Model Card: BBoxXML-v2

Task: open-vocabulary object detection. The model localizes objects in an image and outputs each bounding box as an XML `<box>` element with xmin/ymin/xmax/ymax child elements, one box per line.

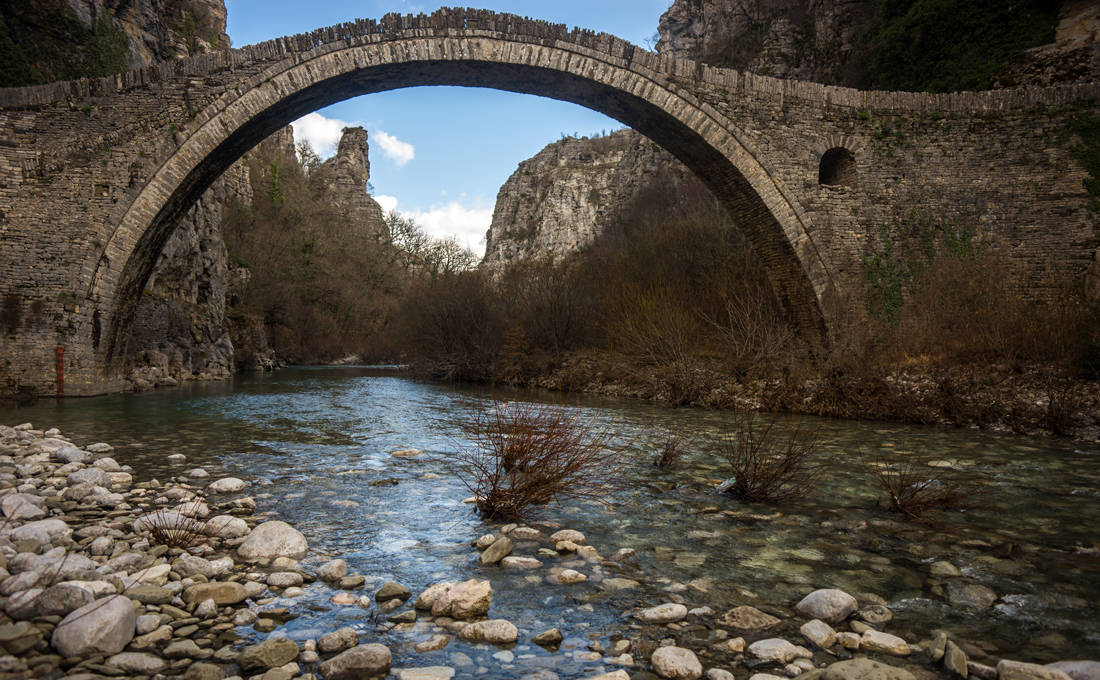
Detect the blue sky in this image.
<box><xmin>224</xmin><ymin>0</ymin><xmax>673</xmax><ymax>253</ymax></box>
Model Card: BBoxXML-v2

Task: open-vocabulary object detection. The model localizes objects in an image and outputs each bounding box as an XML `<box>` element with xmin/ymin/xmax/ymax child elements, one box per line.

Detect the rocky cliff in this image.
<box><xmin>127</xmin><ymin>164</ymin><xmax>249</xmax><ymax>389</ymax></box>
<box><xmin>483</xmin><ymin>0</ymin><xmax>1098</xmax><ymax>272</ymax></box>
<box><xmin>316</xmin><ymin>127</ymin><xmax>389</xmax><ymax>243</ymax></box>
<box><xmin>1</xmin><ymin>0</ymin><xmax>230</xmax><ymax>87</ymax></box>
<box><xmin>656</xmin><ymin>0</ymin><xmax>1097</xmax><ymax>89</ymax></box>
<box><xmin>482</xmin><ymin>131</ymin><xmax>696</xmax><ymax>269</ymax></box>
<box><xmin>127</xmin><ymin>124</ymin><xmax>390</xmax><ymax>387</ymax></box>
<box><xmin>656</xmin><ymin>0</ymin><xmax>870</xmax><ymax>84</ymax></box>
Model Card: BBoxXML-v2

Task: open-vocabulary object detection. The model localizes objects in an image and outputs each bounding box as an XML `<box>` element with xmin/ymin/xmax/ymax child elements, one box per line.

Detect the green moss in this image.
<box><xmin>856</xmin><ymin>0</ymin><xmax>1059</xmax><ymax>93</ymax></box>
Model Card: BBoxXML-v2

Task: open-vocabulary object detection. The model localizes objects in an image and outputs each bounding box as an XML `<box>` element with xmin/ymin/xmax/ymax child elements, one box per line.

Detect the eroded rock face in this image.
<box><xmin>64</xmin><ymin>0</ymin><xmax>230</xmax><ymax>69</ymax></box>
<box><xmin>656</xmin><ymin>0</ymin><xmax>871</xmax><ymax>83</ymax></box>
<box><xmin>317</xmin><ymin>127</ymin><xmax>389</xmax><ymax>242</ymax></box>
<box><xmin>127</xmin><ymin>161</ymin><xmax>250</xmax><ymax>389</ymax></box>
<box><xmin>480</xmin><ymin>130</ymin><xmax>695</xmax><ymax>270</ymax></box>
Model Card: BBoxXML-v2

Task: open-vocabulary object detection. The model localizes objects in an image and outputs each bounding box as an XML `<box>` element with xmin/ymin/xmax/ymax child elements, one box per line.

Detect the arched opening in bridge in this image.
<box><xmin>818</xmin><ymin>147</ymin><xmax>857</xmax><ymax>187</ymax></box>
<box><xmin>96</xmin><ymin>31</ymin><xmax>836</xmax><ymax>387</ymax></box>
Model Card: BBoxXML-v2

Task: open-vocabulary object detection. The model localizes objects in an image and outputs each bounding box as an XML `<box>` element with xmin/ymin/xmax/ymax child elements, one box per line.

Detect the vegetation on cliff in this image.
<box><xmin>856</xmin><ymin>0</ymin><xmax>1060</xmax><ymax>92</ymax></box>
<box><xmin>223</xmin><ymin>143</ymin><xmax>476</xmax><ymax>365</ymax></box>
<box><xmin>380</xmin><ymin>170</ymin><xmax>1099</xmax><ymax>436</ymax></box>
<box><xmin>0</xmin><ymin>0</ymin><xmax>129</xmax><ymax>87</ymax></box>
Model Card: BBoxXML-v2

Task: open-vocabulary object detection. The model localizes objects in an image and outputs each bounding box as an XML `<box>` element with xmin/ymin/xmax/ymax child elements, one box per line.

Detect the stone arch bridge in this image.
<box><xmin>0</xmin><ymin>8</ymin><xmax>1097</xmax><ymax>396</ymax></box>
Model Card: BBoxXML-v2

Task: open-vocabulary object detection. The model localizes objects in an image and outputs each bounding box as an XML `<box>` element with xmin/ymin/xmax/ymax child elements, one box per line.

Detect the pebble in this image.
<box><xmin>651</xmin><ymin>646</ymin><xmax>703</xmax><ymax>680</ymax></box>
<box><xmin>636</xmin><ymin>603</ymin><xmax>688</xmax><ymax>624</ymax></box>
<box><xmin>794</xmin><ymin>589</ymin><xmax>858</xmax><ymax>623</ymax></box>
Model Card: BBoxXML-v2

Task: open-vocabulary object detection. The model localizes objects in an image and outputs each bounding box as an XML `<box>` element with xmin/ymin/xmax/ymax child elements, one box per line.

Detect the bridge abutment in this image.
<box><xmin>1</xmin><ymin>9</ymin><xmax>1097</xmax><ymax>397</ymax></box>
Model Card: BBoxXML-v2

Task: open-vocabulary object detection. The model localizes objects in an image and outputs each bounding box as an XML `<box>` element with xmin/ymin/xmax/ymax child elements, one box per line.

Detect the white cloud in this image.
<box><xmin>374</xmin><ymin>130</ymin><xmax>416</xmax><ymax>166</ymax></box>
<box><xmin>375</xmin><ymin>195</ymin><xmax>399</xmax><ymax>213</ymax></box>
<box><xmin>291</xmin><ymin>112</ymin><xmax>352</xmax><ymax>159</ymax></box>
<box><xmin>400</xmin><ymin>201</ymin><xmax>492</xmax><ymax>255</ymax></box>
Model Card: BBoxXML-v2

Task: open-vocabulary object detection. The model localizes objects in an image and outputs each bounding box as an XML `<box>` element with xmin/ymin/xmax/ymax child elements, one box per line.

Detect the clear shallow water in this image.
<box><xmin>2</xmin><ymin>366</ymin><xmax>1098</xmax><ymax>673</ymax></box>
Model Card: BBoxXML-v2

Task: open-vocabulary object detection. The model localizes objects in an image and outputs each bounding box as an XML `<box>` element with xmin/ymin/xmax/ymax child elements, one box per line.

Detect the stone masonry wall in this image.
<box><xmin>0</xmin><ymin>9</ymin><xmax>1096</xmax><ymax>396</ymax></box>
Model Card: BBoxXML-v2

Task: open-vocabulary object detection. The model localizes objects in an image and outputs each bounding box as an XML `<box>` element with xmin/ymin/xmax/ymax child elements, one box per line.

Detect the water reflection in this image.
<box><xmin>2</xmin><ymin>366</ymin><xmax>1098</xmax><ymax>664</ymax></box>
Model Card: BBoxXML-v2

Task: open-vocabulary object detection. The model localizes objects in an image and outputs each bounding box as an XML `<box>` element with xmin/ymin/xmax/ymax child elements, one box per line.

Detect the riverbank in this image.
<box><xmin>479</xmin><ymin>351</ymin><xmax>1100</xmax><ymax>441</ymax></box>
<box><xmin>0</xmin><ymin>419</ymin><xmax>1096</xmax><ymax>680</ymax></box>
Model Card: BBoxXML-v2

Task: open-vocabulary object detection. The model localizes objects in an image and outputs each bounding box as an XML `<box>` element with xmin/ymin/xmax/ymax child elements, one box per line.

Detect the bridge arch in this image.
<box><xmin>94</xmin><ymin>25</ymin><xmax>838</xmax><ymax>377</ymax></box>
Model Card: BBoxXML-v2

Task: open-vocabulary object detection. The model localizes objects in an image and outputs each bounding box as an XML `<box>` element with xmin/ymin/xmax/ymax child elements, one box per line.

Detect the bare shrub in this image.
<box><xmin>653</xmin><ymin>433</ymin><xmax>688</xmax><ymax>469</ymax></box>
<box><xmin>141</xmin><ymin>506</ymin><xmax>211</xmax><ymax>550</ymax></box>
<box><xmin>608</xmin><ymin>284</ymin><xmax>701</xmax><ymax>366</ymax></box>
<box><xmin>871</xmin><ymin>457</ymin><xmax>983</xmax><ymax>519</ymax></box>
<box><xmin>458</xmin><ymin>399</ymin><xmax>623</xmax><ymax>521</ymax></box>
<box><xmin>718</xmin><ymin>414</ymin><xmax>828</xmax><ymax>502</ymax></box>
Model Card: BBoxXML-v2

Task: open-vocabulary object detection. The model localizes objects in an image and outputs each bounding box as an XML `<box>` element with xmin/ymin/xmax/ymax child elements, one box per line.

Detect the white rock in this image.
<box><xmin>415</xmin><ymin>582</ymin><xmax>455</xmax><ymax>610</ymax></box>
<box><xmin>11</xmin><ymin>519</ymin><xmax>71</xmax><ymax>544</ymax></box>
<box><xmin>549</xmin><ymin>529</ymin><xmax>585</xmax><ymax>544</ymax></box>
<box><xmin>635</xmin><ymin>603</ymin><xmax>688</xmax><ymax>623</ymax></box>
<box><xmin>860</xmin><ymin>629</ymin><xmax>910</xmax><ymax>656</ymax></box>
<box><xmin>1</xmin><ymin>493</ymin><xmax>46</xmax><ymax>520</ymax></box>
<box><xmin>237</xmin><ymin>521</ymin><xmax>308</xmax><ymax>560</ymax></box>
<box><xmin>748</xmin><ymin>639</ymin><xmax>801</xmax><ymax>664</ymax></box>
<box><xmin>318</xmin><ymin>559</ymin><xmax>348</xmax><ymax>581</ymax></box>
<box><xmin>106</xmin><ymin>652</ymin><xmax>168</xmax><ymax>674</ymax></box>
<box><xmin>430</xmin><ymin>580</ymin><xmax>492</xmax><ymax>619</ymax></box>
<box><xmin>501</xmin><ymin>556</ymin><xmax>542</xmax><ymax>569</ymax></box>
<box><xmin>396</xmin><ymin>667</ymin><xmax>456</xmax><ymax>680</ymax></box>
<box><xmin>186</xmin><ymin>468</ymin><xmax>209</xmax><ymax>478</ymax></box>
<box><xmin>651</xmin><ymin>646</ymin><xmax>703</xmax><ymax>679</ymax></box>
<box><xmin>997</xmin><ymin>660</ymin><xmax>1073</xmax><ymax>680</ymax></box>
<box><xmin>67</xmin><ymin>467</ymin><xmax>112</xmax><ymax>488</ymax></box>
<box><xmin>458</xmin><ymin>619</ymin><xmax>518</xmax><ymax>644</ymax></box>
<box><xmin>800</xmin><ymin>619</ymin><xmax>837</xmax><ymax>649</ymax></box>
<box><xmin>205</xmin><ymin>515</ymin><xmax>249</xmax><ymax>538</ymax></box>
<box><xmin>207</xmin><ymin>477</ymin><xmax>247</xmax><ymax>494</ymax></box>
<box><xmin>794</xmin><ymin>589</ymin><xmax>858</xmax><ymax>623</ymax></box>
<box><xmin>52</xmin><ymin>447</ymin><xmax>88</xmax><ymax>464</ymax></box>
<box><xmin>51</xmin><ymin>595</ymin><xmax>135</xmax><ymax>657</ymax></box>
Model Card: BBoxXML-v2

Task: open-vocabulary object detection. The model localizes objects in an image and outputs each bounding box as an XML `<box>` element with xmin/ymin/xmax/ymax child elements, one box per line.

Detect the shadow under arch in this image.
<box><xmin>98</xmin><ymin>33</ymin><xmax>837</xmax><ymax>375</ymax></box>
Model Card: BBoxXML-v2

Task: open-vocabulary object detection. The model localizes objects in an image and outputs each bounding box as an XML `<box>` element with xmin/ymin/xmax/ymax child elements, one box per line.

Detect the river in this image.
<box><xmin>2</xmin><ymin>366</ymin><xmax>1097</xmax><ymax>674</ymax></box>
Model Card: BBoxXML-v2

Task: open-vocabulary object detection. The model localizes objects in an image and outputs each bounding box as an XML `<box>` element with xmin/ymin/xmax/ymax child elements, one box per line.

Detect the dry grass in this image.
<box><xmin>718</xmin><ymin>413</ymin><xmax>829</xmax><ymax>502</ymax></box>
<box><xmin>458</xmin><ymin>399</ymin><xmax>624</xmax><ymax>521</ymax></box>
<box><xmin>653</xmin><ymin>432</ymin><xmax>687</xmax><ymax>469</ymax></box>
<box><xmin>871</xmin><ymin>456</ymin><xmax>984</xmax><ymax>519</ymax></box>
<box><xmin>142</xmin><ymin>505</ymin><xmax>212</xmax><ymax>550</ymax></box>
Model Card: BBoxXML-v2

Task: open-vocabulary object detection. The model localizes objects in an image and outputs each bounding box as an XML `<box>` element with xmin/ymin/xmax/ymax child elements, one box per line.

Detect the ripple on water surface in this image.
<box><xmin>3</xmin><ymin>365</ymin><xmax>1098</xmax><ymax>668</ymax></box>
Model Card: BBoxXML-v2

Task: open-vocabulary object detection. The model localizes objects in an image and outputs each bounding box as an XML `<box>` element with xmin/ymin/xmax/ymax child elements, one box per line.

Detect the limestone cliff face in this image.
<box><xmin>127</xmin><ymin>124</ymin><xmax>389</xmax><ymax>387</ymax></box>
<box><xmin>126</xmin><ymin>127</ymin><xmax>282</xmax><ymax>388</ymax></box>
<box><xmin>317</xmin><ymin>127</ymin><xmax>388</xmax><ymax>242</ymax></box>
<box><xmin>997</xmin><ymin>0</ymin><xmax>1100</xmax><ymax>87</ymax></box>
<box><xmin>656</xmin><ymin>0</ymin><xmax>869</xmax><ymax>84</ymax></box>
<box><xmin>66</xmin><ymin>0</ymin><xmax>230</xmax><ymax>69</ymax></box>
<box><xmin>482</xmin><ymin>131</ymin><xmax>695</xmax><ymax>269</ymax></box>
<box><xmin>0</xmin><ymin>0</ymin><xmax>230</xmax><ymax>87</ymax></box>
<box><xmin>656</xmin><ymin>0</ymin><xmax>1099</xmax><ymax>87</ymax></box>
<box><xmin>127</xmin><ymin>164</ymin><xmax>250</xmax><ymax>389</ymax></box>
